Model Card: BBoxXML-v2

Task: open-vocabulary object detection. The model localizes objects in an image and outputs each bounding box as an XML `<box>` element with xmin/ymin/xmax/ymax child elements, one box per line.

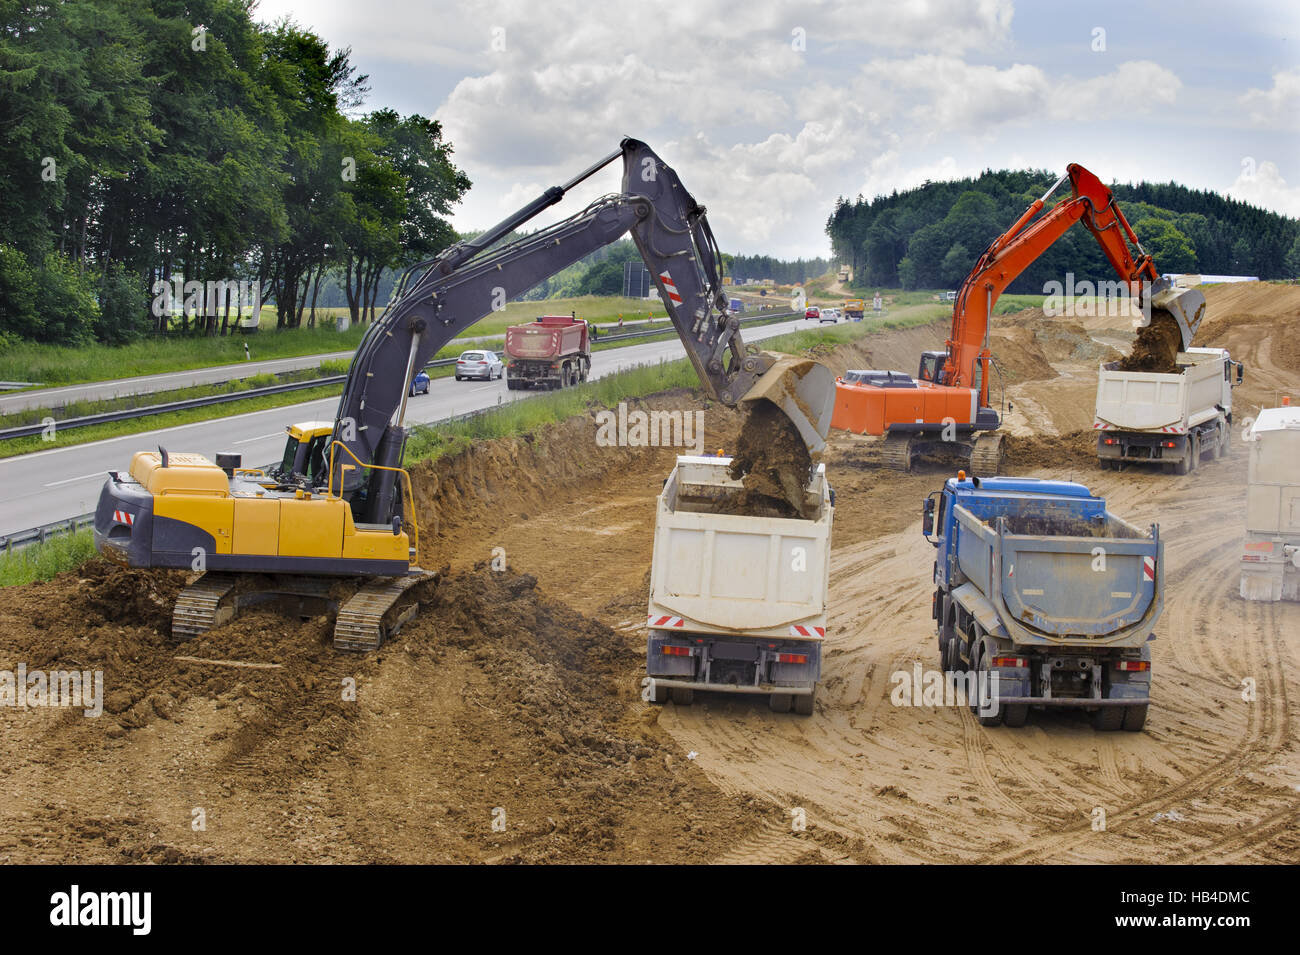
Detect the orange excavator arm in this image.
<box><xmin>947</xmin><ymin>163</ymin><xmax>1180</xmax><ymax>407</ymax></box>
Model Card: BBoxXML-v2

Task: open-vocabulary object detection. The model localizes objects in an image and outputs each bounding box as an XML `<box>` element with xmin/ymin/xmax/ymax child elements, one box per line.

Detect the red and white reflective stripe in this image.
<box><xmin>1092</xmin><ymin>421</ymin><xmax>1110</xmax><ymax>430</ymax></box>
<box><xmin>659</xmin><ymin>271</ymin><xmax>683</xmax><ymax>305</ymax></box>
<box><xmin>1142</xmin><ymin>556</ymin><xmax>1155</xmax><ymax>581</ymax></box>
<box><xmin>113</xmin><ymin>509</ymin><xmax>134</xmax><ymax>526</ymax></box>
<box><xmin>1007</xmin><ymin>563</ymin><xmax>1014</xmax><ymax>577</ymax></box>
<box><xmin>648</xmin><ymin>614</ymin><xmax>685</xmax><ymax>629</ymax></box>
<box><xmin>789</xmin><ymin>624</ymin><xmax>826</xmax><ymax>638</ymax></box>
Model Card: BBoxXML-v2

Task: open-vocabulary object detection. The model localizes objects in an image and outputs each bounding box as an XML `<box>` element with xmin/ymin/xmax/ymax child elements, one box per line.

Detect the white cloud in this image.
<box><xmin>1239</xmin><ymin>69</ymin><xmax>1300</xmax><ymax>126</ymax></box>
<box><xmin>1227</xmin><ymin>160</ymin><xmax>1300</xmax><ymax>218</ymax></box>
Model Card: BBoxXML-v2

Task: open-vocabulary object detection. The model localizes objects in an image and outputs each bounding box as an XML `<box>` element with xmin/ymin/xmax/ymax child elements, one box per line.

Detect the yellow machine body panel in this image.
<box><xmin>279</xmin><ymin>496</ymin><xmax>346</xmax><ymax>557</ymax></box>
<box><xmin>231</xmin><ymin>497</ymin><xmax>281</xmax><ymax>555</ymax></box>
<box><xmin>154</xmin><ymin>495</ymin><xmax>235</xmax><ymax>554</ymax></box>
<box><xmin>130</xmin><ymin>451</ymin><xmax>229</xmax><ymax>496</ymax></box>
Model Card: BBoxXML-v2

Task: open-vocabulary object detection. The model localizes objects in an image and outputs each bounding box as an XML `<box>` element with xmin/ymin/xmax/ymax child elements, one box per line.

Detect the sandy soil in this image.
<box><xmin>0</xmin><ymin>283</ymin><xmax>1295</xmax><ymax>863</ymax></box>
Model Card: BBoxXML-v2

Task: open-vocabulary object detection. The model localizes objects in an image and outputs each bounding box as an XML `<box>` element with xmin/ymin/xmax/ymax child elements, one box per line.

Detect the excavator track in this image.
<box><xmin>334</xmin><ymin>571</ymin><xmax>438</xmax><ymax>652</ymax></box>
<box><xmin>172</xmin><ymin>574</ymin><xmax>240</xmax><ymax>641</ymax></box>
<box><xmin>969</xmin><ymin>433</ymin><xmax>1005</xmax><ymax>475</ymax></box>
<box><xmin>880</xmin><ymin>433</ymin><xmax>914</xmax><ymax>472</ymax></box>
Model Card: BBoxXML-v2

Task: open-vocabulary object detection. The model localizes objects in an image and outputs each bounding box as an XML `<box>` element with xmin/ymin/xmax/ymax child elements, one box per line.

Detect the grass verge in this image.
<box><xmin>0</xmin><ymin>528</ymin><xmax>97</xmax><ymax>586</ymax></box>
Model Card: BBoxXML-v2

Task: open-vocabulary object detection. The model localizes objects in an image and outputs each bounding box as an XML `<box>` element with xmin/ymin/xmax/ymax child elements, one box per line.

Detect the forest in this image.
<box><xmin>827</xmin><ymin>169</ymin><xmax>1300</xmax><ymax>293</ymax></box>
<box><xmin>0</xmin><ymin>0</ymin><xmax>470</xmax><ymax>345</ymax></box>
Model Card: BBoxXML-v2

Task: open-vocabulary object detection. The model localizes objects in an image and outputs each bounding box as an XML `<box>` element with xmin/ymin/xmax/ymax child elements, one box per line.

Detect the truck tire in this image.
<box><xmin>1091</xmin><ymin>706</ymin><xmax>1124</xmax><ymax>731</ymax></box>
<box><xmin>769</xmin><ymin>693</ymin><xmax>792</xmax><ymax>713</ymax></box>
<box><xmin>1174</xmin><ymin>443</ymin><xmax>1192</xmax><ymax>475</ymax></box>
<box><xmin>1207</xmin><ymin>425</ymin><xmax>1221</xmax><ymax>460</ymax></box>
<box><xmin>794</xmin><ymin>690</ymin><xmax>815</xmax><ymax>716</ymax></box>
<box><xmin>1002</xmin><ymin>704</ymin><xmax>1029</xmax><ymax>727</ymax></box>
<box><xmin>647</xmin><ymin>680</ymin><xmax>669</xmax><ymax>704</ymax></box>
<box><xmin>972</xmin><ymin>650</ymin><xmax>1003</xmax><ymax>726</ymax></box>
<box><xmin>670</xmin><ymin>687</ymin><xmax>694</xmax><ymax>706</ymax></box>
<box><xmin>1121</xmin><ymin>704</ymin><xmax>1148</xmax><ymax>732</ymax></box>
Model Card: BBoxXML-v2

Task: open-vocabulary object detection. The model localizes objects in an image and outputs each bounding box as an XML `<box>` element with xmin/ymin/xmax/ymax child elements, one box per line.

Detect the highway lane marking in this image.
<box><xmin>43</xmin><ymin>471</ymin><xmax>109</xmax><ymax>487</ymax></box>
<box><xmin>233</xmin><ymin>431</ymin><xmax>286</xmax><ymax>445</ymax></box>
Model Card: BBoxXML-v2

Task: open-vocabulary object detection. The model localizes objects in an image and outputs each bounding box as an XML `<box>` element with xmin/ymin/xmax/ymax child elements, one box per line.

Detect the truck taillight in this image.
<box><xmin>661</xmin><ymin>645</ymin><xmax>690</xmax><ymax>656</ymax></box>
<box><xmin>1116</xmin><ymin>660</ymin><xmax>1150</xmax><ymax>672</ymax></box>
<box><xmin>778</xmin><ymin>653</ymin><xmax>808</xmax><ymax>664</ymax></box>
<box><xmin>1103</xmin><ymin>438</ymin><xmax>1115</xmax><ymax>445</ymax></box>
<box><xmin>991</xmin><ymin>656</ymin><xmax>1028</xmax><ymax>668</ymax></box>
<box><xmin>1163</xmin><ymin>441</ymin><xmax>1176</xmax><ymax>448</ymax></box>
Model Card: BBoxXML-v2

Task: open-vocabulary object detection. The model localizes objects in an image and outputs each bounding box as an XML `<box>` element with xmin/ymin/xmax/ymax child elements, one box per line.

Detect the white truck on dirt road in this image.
<box><xmin>1094</xmin><ymin>347</ymin><xmax>1244</xmax><ymax>473</ymax></box>
<box><xmin>643</xmin><ymin>455</ymin><xmax>832</xmax><ymax>715</ymax></box>
<box><xmin>1240</xmin><ymin>401</ymin><xmax>1300</xmax><ymax>601</ymax></box>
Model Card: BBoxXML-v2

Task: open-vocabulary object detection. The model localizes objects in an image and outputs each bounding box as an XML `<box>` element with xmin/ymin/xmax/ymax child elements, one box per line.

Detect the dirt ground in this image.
<box><xmin>1</xmin><ymin>282</ymin><xmax>1296</xmax><ymax>864</ymax></box>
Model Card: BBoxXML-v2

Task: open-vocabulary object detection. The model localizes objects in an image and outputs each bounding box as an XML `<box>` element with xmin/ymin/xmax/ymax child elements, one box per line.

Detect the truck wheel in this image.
<box><xmin>793</xmin><ymin>690</ymin><xmax>815</xmax><ymax>716</ymax></box>
<box><xmin>972</xmin><ymin>651</ymin><xmax>1003</xmax><ymax>726</ymax></box>
<box><xmin>1121</xmin><ymin>704</ymin><xmax>1148</xmax><ymax>732</ymax></box>
<box><xmin>670</xmin><ymin>687</ymin><xmax>694</xmax><ymax>706</ymax></box>
<box><xmin>1190</xmin><ymin>434</ymin><xmax>1201</xmax><ymax>471</ymax></box>
<box><xmin>769</xmin><ymin>693</ymin><xmax>792</xmax><ymax>713</ymax></box>
<box><xmin>647</xmin><ymin>680</ymin><xmax>669</xmax><ymax>704</ymax></box>
<box><xmin>1002</xmin><ymin>704</ymin><xmax>1029</xmax><ymax>728</ymax></box>
<box><xmin>1174</xmin><ymin>445</ymin><xmax>1191</xmax><ymax>475</ymax></box>
<box><xmin>1091</xmin><ymin>706</ymin><xmax>1124</xmax><ymax>731</ymax></box>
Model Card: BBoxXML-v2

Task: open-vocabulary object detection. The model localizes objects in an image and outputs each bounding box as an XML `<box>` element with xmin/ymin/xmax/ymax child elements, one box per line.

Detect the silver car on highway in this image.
<box><xmin>455</xmin><ymin>350</ymin><xmax>504</xmax><ymax>381</ymax></box>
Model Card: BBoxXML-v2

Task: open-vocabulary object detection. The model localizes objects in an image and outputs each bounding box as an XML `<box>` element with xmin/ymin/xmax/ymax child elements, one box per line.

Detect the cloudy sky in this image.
<box><xmin>254</xmin><ymin>0</ymin><xmax>1299</xmax><ymax>259</ymax></box>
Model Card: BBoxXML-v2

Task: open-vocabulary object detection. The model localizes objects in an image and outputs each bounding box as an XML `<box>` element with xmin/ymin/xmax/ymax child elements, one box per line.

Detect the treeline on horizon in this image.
<box><xmin>827</xmin><ymin>169</ymin><xmax>1300</xmax><ymax>294</ymax></box>
<box><xmin>0</xmin><ymin>0</ymin><xmax>470</xmax><ymax>347</ymax></box>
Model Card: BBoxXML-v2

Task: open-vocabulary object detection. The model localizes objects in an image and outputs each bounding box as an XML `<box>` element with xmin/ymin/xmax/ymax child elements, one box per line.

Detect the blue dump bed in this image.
<box><xmin>947</xmin><ymin>477</ymin><xmax>1162</xmax><ymax>647</ymax></box>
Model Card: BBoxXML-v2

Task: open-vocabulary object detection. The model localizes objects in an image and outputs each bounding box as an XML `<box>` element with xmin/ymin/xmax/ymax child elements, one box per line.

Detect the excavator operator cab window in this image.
<box><xmin>305</xmin><ymin>434</ymin><xmax>329</xmax><ymax>486</ymax></box>
<box><xmin>918</xmin><ymin>352</ymin><xmax>944</xmax><ymax>383</ymax></box>
<box><xmin>279</xmin><ymin>436</ymin><xmax>300</xmax><ymax>476</ymax></box>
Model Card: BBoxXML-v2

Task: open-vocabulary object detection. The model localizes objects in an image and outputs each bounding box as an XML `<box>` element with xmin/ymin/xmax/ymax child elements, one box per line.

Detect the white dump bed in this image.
<box><xmin>647</xmin><ymin>455</ymin><xmax>832</xmax><ymax>640</ymax></box>
<box><xmin>1094</xmin><ymin>348</ymin><xmax>1232</xmax><ymax>434</ymax></box>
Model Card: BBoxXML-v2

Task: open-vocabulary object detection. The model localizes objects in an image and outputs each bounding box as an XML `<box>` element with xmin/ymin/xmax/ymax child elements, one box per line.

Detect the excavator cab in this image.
<box><xmin>276</xmin><ymin>422</ymin><xmax>334</xmax><ymax>486</ymax></box>
<box><xmin>917</xmin><ymin>351</ymin><xmax>946</xmax><ymax>384</ymax></box>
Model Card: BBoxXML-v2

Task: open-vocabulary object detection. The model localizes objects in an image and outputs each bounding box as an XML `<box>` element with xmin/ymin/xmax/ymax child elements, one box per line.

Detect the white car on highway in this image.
<box><xmin>454</xmin><ymin>350</ymin><xmax>504</xmax><ymax>381</ymax></box>
<box><xmin>819</xmin><ymin>308</ymin><xmax>841</xmax><ymax>324</ymax></box>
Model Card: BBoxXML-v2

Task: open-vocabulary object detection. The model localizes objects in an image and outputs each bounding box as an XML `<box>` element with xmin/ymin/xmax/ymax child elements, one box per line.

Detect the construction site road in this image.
<box><xmin>0</xmin><ymin>316</ymin><xmax>808</xmax><ymax>537</ymax></box>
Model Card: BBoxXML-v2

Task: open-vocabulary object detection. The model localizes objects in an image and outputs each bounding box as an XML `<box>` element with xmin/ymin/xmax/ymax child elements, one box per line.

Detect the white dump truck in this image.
<box><xmin>1094</xmin><ymin>347</ymin><xmax>1244</xmax><ymax>473</ymax></box>
<box><xmin>643</xmin><ymin>455</ymin><xmax>833</xmax><ymax>715</ymax></box>
<box><xmin>1241</xmin><ymin>402</ymin><xmax>1300</xmax><ymax>601</ymax></box>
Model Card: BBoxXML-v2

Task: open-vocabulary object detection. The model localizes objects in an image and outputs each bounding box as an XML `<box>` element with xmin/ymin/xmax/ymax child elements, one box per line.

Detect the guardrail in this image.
<box><xmin>0</xmin><ymin>310</ymin><xmax>799</xmax><ymax>442</ymax></box>
<box><xmin>1</xmin><ymin>513</ymin><xmax>97</xmax><ymax>553</ymax></box>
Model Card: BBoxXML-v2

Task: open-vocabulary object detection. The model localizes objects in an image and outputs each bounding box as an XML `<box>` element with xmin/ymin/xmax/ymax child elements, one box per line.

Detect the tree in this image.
<box><xmin>1284</xmin><ymin>234</ymin><xmax>1300</xmax><ymax>278</ymax></box>
<box><xmin>1134</xmin><ymin>218</ymin><xmax>1197</xmax><ymax>274</ymax></box>
<box><xmin>940</xmin><ymin>243</ymin><xmax>971</xmax><ymax>287</ymax></box>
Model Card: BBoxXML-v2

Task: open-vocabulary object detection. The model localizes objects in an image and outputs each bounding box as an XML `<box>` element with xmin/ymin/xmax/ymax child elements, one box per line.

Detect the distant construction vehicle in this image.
<box><xmin>1240</xmin><ymin>399</ymin><xmax>1300</xmax><ymax>601</ymax></box>
<box><xmin>644</xmin><ymin>455</ymin><xmax>832</xmax><ymax>715</ymax></box>
<box><xmin>94</xmin><ymin>140</ymin><xmax>836</xmax><ymax>652</ymax></box>
<box><xmin>843</xmin><ymin>298</ymin><xmax>865</xmax><ymax>320</ymax></box>
<box><xmin>1094</xmin><ymin>347</ymin><xmax>1243</xmax><ymax>472</ymax></box>
<box><xmin>504</xmin><ymin>315</ymin><xmax>590</xmax><ymax>390</ymax></box>
<box><xmin>838</xmin><ymin>265</ymin><xmax>851</xmax><ymax>282</ymax></box>
<box><xmin>924</xmin><ymin>474</ymin><xmax>1162</xmax><ymax>730</ymax></box>
<box><xmin>832</xmin><ymin>164</ymin><xmax>1205</xmax><ymax>473</ymax></box>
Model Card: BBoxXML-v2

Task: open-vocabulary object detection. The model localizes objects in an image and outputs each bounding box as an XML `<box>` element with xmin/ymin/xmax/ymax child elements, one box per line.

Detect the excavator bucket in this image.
<box><xmin>1139</xmin><ymin>282</ymin><xmax>1207</xmax><ymax>350</ymax></box>
<box><xmin>738</xmin><ymin>353</ymin><xmax>836</xmax><ymax>456</ymax></box>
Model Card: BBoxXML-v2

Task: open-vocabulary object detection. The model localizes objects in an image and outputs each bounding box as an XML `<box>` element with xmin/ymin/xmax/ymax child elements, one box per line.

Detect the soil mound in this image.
<box><xmin>727</xmin><ymin>401</ymin><xmax>815</xmax><ymax>518</ymax></box>
<box><xmin>1116</xmin><ymin>310</ymin><xmax>1184</xmax><ymax>373</ymax></box>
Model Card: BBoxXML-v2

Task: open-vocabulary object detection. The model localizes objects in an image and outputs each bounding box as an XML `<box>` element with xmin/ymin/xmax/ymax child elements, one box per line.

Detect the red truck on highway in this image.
<box><xmin>505</xmin><ymin>315</ymin><xmax>592</xmax><ymax>389</ymax></box>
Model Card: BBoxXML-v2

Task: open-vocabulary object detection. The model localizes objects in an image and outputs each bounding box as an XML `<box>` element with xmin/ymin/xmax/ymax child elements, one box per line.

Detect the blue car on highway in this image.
<box><xmin>408</xmin><ymin>369</ymin><xmax>431</xmax><ymax>396</ymax></box>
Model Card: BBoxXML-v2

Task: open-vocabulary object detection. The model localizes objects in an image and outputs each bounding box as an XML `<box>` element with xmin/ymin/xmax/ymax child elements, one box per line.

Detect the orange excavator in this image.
<box><xmin>831</xmin><ymin>163</ymin><xmax>1206</xmax><ymax>471</ymax></box>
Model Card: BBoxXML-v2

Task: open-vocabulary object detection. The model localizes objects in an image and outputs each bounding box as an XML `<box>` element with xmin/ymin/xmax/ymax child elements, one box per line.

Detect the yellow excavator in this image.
<box><xmin>94</xmin><ymin>139</ymin><xmax>836</xmax><ymax>650</ymax></box>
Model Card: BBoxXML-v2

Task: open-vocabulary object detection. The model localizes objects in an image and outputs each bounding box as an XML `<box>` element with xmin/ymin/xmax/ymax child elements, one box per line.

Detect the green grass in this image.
<box><xmin>0</xmin><ymin>528</ymin><xmax>97</xmax><ymax>587</ymax></box>
<box><xmin>0</xmin><ymin>296</ymin><xmax>665</xmax><ymax>390</ymax></box>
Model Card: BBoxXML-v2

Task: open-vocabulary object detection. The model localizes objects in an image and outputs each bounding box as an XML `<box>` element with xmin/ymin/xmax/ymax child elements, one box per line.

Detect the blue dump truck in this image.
<box><xmin>922</xmin><ymin>475</ymin><xmax>1162</xmax><ymax>731</ymax></box>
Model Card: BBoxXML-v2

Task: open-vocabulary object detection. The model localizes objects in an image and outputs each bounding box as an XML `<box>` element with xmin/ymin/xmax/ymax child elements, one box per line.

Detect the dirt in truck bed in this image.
<box><xmin>2</xmin><ymin>284</ymin><xmax>1297</xmax><ymax>864</ymax></box>
<box><xmin>1115</xmin><ymin>308</ymin><xmax>1187</xmax><ymax>373</ymax></box>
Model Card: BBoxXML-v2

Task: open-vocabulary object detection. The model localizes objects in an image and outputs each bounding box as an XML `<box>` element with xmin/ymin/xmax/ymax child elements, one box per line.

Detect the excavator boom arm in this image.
<box><xmin>332</xmin><ymin>139</ymin><xmax>833</xmax><ymax>516</ymax></box>
<box><xmin>947</xmin><ymin>163</ymin><xmax>1201</xmax><ymax>405</ymax></box>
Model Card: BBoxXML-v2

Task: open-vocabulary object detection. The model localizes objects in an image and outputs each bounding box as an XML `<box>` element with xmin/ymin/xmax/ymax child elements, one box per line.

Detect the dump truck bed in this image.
<box><xmin>648</xmin><ymin>456</ymin><xmax>831</xmax><ymax>639</ymax></box>
<box><xmin>951</xmin><ymin>492</ymin><xmax>1161</xmax><ymax>647</ymax></box>
<box><xmin>1094</xmin><ymin>348</ymin><xmax>1229</xmax><ymax>434</ymax></box>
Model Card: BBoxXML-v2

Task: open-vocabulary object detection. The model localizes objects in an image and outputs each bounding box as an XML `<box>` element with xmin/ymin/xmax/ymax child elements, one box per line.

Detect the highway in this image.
<box><xmin>0</xmin><ymin>316</ymin><xmax>810</xmax><ymax>535</ymax></box>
